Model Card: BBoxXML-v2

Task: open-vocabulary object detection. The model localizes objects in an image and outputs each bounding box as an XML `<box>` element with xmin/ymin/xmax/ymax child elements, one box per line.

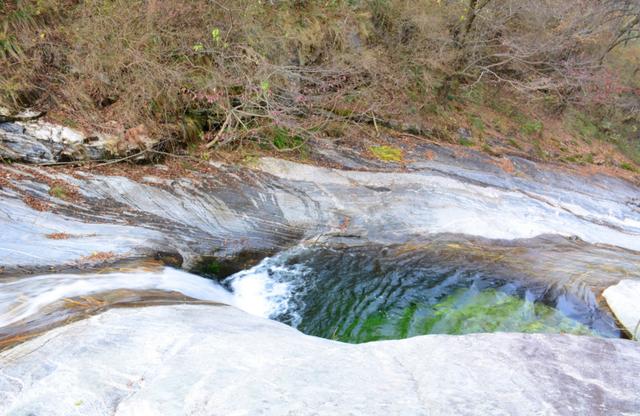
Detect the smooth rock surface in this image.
<box><xmin>0</xmin><ymin>267</ymin><xmax>232</xmax><ymax>330</ymax></box>
<box><xmin>603</xmin><ymin>279</ymin><xmax>640</xmax><ymax>339</ymax></box>
<box><xmin>257</xmin><ymin>157</ymin><xmax>640</xmax><ymax>249</ymax></box>
<box><xmin>0</xmin><ymin>193</ymin><xmax>166</xmax><ymax>271</ymax></box>
<box><xmin>1</xmin><ymin>134</ymin><xmax>639</xmax><ymax>416</ymax></box>
<box><xmin>1</xmin><ymin>149</ymin><xmax>640</xmax><ymax>274</ymax></box>
<box><xmin>0</xmin><ymin>304</ymin><xmax>638</xmax><ymax>416</ymax></box>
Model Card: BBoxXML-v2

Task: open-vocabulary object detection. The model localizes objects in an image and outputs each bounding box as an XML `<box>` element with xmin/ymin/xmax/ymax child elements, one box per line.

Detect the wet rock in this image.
<box><xmin>193</xmin><ymin>250</ymin><xmax>274</xmax><ymax>279</ymax></box>
<box><xmin>0</xmin><ymin>304</ymin><xmax>638</xmax><ymax>415</ymax></box>
<box><xmin>603</xmin><ymin>279</ymin><xmax>640</xmax><ymax>340</ymax></box>
<box><xmin>0</xmin><ymin>163</ymin><xmax>309</xmax><ymax>274</ymax></box>
<box><xmin>0</xmin><ymin>267</ymin><xmax>232</xmax><ymax>346</ymax></box>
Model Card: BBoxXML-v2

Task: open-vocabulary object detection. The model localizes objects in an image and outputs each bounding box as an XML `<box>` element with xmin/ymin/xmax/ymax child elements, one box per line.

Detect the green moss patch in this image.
<box><xmin>370</xmin><ymin>145</ymin><xmax>403</xmax><ymax>162</ymax></box>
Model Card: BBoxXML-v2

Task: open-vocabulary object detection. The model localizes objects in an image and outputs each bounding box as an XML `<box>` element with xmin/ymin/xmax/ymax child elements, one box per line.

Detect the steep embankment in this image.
<box><xmin>2</xmin><ymin>1</ymin><xmax>639</xmax><ymax>173</ymax></box>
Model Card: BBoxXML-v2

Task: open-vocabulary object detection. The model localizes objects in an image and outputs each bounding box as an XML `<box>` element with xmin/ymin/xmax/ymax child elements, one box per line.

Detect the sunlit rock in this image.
<box><xmin>1</xmin><ymin>149</ymin><xmax>640</xmax><ymax>274</ymax></box>
<box><xmin>603</xmin><ymin>279</ymin><xmax>640</xmax><ymax>340</ymax></box>
<box><xmin>0</xmin><ymin>305</ymin><xmax>638</xmax><ymax>415</ymax></box>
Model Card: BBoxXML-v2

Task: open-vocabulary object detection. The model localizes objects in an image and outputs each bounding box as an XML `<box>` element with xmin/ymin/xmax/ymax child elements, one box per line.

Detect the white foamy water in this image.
<box><xmin>0</xmin><ymin>267</ymin><xmax>234</xmax><ymax>328</ymax></box>
<box><xmin>224</xmin><ymin>257</ymin><xmax>306</xmax><ymax>325</ymax></box>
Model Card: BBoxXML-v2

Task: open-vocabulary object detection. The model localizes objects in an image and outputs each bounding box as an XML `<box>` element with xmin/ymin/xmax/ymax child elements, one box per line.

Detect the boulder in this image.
<box><xmin>603</xmin><ymin>279</ymin><xmax>640</xmax><ymax>339</ymax></box>
<box><xmin>0</xmin><ymin>120</ymin><xmax>165</xmax><ymax>164</ymax></box>
<box><xmin>0</xmin><ymin>121</ymin><xmax>109</xmax><ymax>163</ymax></box>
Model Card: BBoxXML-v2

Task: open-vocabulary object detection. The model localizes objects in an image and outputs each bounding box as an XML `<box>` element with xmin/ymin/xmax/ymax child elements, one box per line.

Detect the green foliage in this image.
<box><xmin>520</xmin><ymin>120</ymin><xmax>543</xmax><ymax>136</ymax></box>
<box><xmin>369</xmin><ymin>145</ymin><xmax>403</xmax><ymax>162</ymax></box>
<box><xmin>459</xmin><ymin>137</ymin><xmax>474</xmax><ymax>147</ymax></box>
<box><xmin>48</xmin><ymin>185</ymin><xmax>67</xmax><ymax>199</ymax></box>
<box><xmin>563</xmin><ymin>153</ymin><xmax>594</xmax><ymax>165</ymax></box>
<box><xmin>0</xmin><ymin>32</ymin><xmax>22</xmax><ymax>60</ymax></box>
<box><xmin>567</xmin><ymin>112</ymin><xmax>602</xmax><ymax>141</ymax></box>
<box><xmin>0</xmin><ymin>7</ymin><xmax>28</xmax><ymax>61</ymax></box>
<box><xmin>565</xmin><ymin>111</ymin><xmax>640</xmax><ymax>165</ymax></box>
<box><xmin>616</xmin><ymin>136</ymin><xmax>640</xmax><ymax>166</ymax></box>
<box><xmin>507</xmin><ymin>138</ymin><xmax>521</xmax><ymax>149</ymax></box>
<box><xmin>620</xmin><ymin>162</ymin><xmax>637</xmax><ymax>172</ymax></box>
<box><xmin>200</xmin><ymin>260</ymin><xmax>221</xmax><ymax>275</ymax></box>
<box><xmin>62</xmin><ymin>118</ymin><xmax>79</xmax><ymax>128</ymax></box>
<box><xmin>482</xmin><ymin>143</ymin><xmax>498</xmax><ymax>155</ymax></box>
<box><xmin>469</xmin><ymin>115</ymin><xmax>485</xmax><ymax>133</ymax></box>
<box><xmin>211</xmin><ymin>27</ymin><xmax>221</xmax><ymax>44</ymax></box>
<box><xmin>270</xmin><ymin>127</ymin><xmax>304</xmax><ymax>150</ymax></box>
<box><xmin>260</xmin><ymin>80</ymin><xmax>271</xmax><ymax>94</ymax></box>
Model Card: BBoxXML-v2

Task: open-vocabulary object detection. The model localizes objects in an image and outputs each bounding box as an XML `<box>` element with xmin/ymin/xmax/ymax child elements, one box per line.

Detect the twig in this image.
<box><xmin>372</xmin><ymin>111</ymin><xmax>379</xmax><ymax>136</ymax></box>
<box><xmin>92</xmin><ymin>150</ymin><xmax>149</xmax><ymax>167</ymax></box>
<box><xmin>206</xmin><ymin>111</ymin><xmax>231</xmax><ymax>149</ymax></box>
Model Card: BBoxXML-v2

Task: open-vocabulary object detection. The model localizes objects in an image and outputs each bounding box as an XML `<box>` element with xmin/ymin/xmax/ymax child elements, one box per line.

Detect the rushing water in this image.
<box><xmin>224</xmin><ymin>243</ymin><xmax>623</xmax><ymax>343</ymax></box>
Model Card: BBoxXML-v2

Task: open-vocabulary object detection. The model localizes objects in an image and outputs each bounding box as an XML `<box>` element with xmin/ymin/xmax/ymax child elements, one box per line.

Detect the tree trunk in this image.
<box><xmin>438</xmin><ymin>0</ymin><xmax>485</xmax><ymax>102</ymax></box>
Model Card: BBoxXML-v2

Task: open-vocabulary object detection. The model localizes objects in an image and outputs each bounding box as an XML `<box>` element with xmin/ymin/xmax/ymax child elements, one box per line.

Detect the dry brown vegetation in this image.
<box><xmin>79</xmin><ymin>251</ymin><xmax>116</xmax><ymax>263</ymax></box>
<box><xmin>1</xmin><ymin>0</ymin><xmax>639</xmax><ymax>169</ymax></box>
<box><xmin>45</xmin><ymin>232</ymin><xmax>71</xmax><ymax>239</ymax></box>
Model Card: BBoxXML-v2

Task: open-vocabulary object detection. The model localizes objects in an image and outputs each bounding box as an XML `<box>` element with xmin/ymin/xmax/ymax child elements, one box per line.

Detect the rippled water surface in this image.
<box><xmin>224</xmin><ymin>243</ymin><xmax>623</xmax><ymax>343</ymax></box>
<box><xmin>0</xmin><ymin>238</ymin><xmax>630</xmax><ymax>349</ymax></box>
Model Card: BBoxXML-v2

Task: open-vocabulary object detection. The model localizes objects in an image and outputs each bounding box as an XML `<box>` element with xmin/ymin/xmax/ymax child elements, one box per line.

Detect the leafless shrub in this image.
<box><xmin>1</xmin><ymin>0</ymin><xmax>638</xmax><ymax>153</ymax></box>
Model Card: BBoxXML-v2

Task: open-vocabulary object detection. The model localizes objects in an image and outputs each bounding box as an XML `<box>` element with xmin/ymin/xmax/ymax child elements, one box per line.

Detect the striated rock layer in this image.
<box><xmin>1</xmin><ymin>148</ymin><xmax>640</xmax><ymax>275</ymax></box>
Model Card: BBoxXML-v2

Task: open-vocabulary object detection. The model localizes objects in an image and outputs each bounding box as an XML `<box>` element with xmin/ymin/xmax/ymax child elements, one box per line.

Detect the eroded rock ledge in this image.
<box><xmin>1</xmin><ymin>146</ymin><xmax>640</xmax><ymax>274</ymax></box>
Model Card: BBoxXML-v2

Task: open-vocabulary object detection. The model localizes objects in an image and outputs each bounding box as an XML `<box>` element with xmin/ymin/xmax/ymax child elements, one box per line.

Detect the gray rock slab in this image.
<box><xmin>0</xmin><ymin>305</ymin><xmax>638</xmax><ymax>416</ymax></box>
<box><xmin>2</xmin><ymin>153</ymin><xmax>640</xmax><ymax>277</ymax></box>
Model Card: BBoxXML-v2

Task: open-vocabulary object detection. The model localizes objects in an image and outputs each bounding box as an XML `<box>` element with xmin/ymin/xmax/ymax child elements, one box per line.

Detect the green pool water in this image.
<box><xmin>224</xmin><ymin>244</ymin><xmax>621</xmax><ymax>343</ymax></box>
<box><xmin>333</xmin><ymin>287</ymin><xmax>593</xmax><ymax>343</ymax></box>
